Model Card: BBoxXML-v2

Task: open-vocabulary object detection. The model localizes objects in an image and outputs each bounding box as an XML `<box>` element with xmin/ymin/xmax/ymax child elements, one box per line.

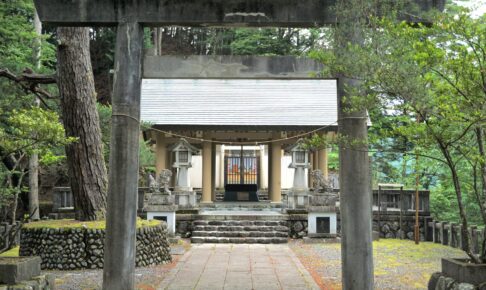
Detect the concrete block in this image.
<box><xmin>308</xmin><ymin>212</ymin><xmax>337</xmax><ymax>235</ymax></box>
<box><xmin>147</xmin><ymin>212</ymin><xmax>176</xmax><ymax>234</ymax></box>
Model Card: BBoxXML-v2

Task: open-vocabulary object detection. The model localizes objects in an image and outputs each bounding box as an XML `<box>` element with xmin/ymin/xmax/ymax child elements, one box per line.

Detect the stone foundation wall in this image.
<box><xmin>288</xmin><ymin>220</ymin><xmax>308</xmax><ymax>238</ymax></box>
<box><xmin>19</xmin><ymin>224</ymin><xmax>171</xmax><ymax>270</ymax></box>
<box><xmin>374</xmin><ymin>220</ymin><xmax>426</xmax><ymax>240</ymax></box>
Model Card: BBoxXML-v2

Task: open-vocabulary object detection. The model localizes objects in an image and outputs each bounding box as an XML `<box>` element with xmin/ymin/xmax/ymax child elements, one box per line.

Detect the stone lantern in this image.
<box><xmin>286</xmin><ymin>139</ymin><xmax>310</xmax><ymax>191</ymax></box>
<box><xmin>285</xmin><ymin>139</ymin><xmax>310</xmax><ymax>209</ymax></box>
<box><xmin>170</xmin><ymin>138</ymin><xmax>199</xmax><ymax>191</ymax></box>
<box><xmin>169</xmin><ymin>138</ymin><xmax>199</xmax><ymax>208</ymax></box>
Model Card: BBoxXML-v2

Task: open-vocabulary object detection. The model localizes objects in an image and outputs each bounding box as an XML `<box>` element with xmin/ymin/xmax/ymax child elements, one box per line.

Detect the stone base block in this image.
<box><xmin>287</xmin><ymin>191</ymin><xmax>310</xmax><ymax>209</ymax></box>
<box><xmin>303</xmin><ymin>237</ymin><xmax>341</xmax><ymax>244</ymax></box>
<box><xmin>0</xmin><ymin>257</ymin><xmax>41</xmax><ymax>285</ymax></box>
<box><xmin>307</xmin><ymin>233</ymin><xmax>337</xmax><ymax>238</ymax></box>
<box><xmin>373</xmin><ymin>231</ymin><xmax>380</xmax><ymax>241</ymax></box>
<box><xmin>442</xmin><ymin>258</ymin><xmax>486</xmax><ymax>285</ymax></box>
<box><xmin>174</xmin><ymin>191</ymin><xmax>197</xmax><ymax>209</ymax></box>
<box><xmin>0</xmin><ymin>274</ymin><xmax>55</xmax><ymax>290</ymax></box>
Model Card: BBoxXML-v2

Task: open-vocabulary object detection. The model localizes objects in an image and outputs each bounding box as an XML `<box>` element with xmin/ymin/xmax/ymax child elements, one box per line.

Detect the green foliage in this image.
<box><xmin>0</xmin><ymin>0</ymin><xmax>55</xmax><ymax>72</ymax></box>
<box><xmin>0</xmin><ymin>107</ymin><xmax>75</xmax><ymax>160</ymax></box>
<box><xmin>96</xmin><ymin>104</ymin><xmax>155</xmax><ymax>180</ymax></box>
<box><xmin>230</xmin><ymin>28</ymin><xmax>316</xmax><ymax>56</ymax></box>
<box><xmin>154</xmin><ymin>26</ymin><xmax>321</xmax><ymax>56</ymax></box>
<box><xmin>97</xmin><ymin>103</ymin><xmax>112</xmax><ymax>162</ymax></box>
<box><xmin>0</xmin><ymin>107</ymin><xmax>74</xmax><ymax>211</ymax></box>
<box><xmin>139</xmin><ymin>139</ymin><xmax>155</xmax><ymax>171</ymax></box>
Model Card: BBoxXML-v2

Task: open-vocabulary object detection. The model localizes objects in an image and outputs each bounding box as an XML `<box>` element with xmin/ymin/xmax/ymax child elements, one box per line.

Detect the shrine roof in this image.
<box><xmin>141</xmin><ymin>79</ymin><xmax>338</xmax><ymax>128</ymax></box>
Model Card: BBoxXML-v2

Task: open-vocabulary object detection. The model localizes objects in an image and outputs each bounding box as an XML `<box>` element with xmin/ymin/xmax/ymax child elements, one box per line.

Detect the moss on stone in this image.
<box><xmin>23</xmin><ymin>218</ymin><xmax>160</xmax><ymax>230</ymax></box>
<box><xmin>0</xmin><ymin>246</ymin><xmax>19</xmax><ymax>257</ymax></box>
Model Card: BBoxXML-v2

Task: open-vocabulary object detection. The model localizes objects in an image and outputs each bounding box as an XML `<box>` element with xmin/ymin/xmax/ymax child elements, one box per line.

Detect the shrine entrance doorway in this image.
<box><xmin>223</xmin><ymin>145</ymin><xmax>261</xmax><ymax>201</ymax></box>
<box><xmin>224</xmin><ymin>146</ymin><xmax>260</xmax><ymax>187</ymax></box>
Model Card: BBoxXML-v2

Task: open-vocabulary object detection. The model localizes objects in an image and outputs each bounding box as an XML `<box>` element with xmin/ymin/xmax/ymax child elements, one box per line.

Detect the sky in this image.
<box><xmin>455</xmin><ymin>0</ymin><xmax>486</xmax><ymax>17</ymax></box>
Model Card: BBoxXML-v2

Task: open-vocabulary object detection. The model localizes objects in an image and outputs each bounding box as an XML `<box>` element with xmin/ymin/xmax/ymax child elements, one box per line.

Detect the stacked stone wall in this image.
<box><xmin>288</xmin><ymin>220</ymin><xmax>308</xmax><ymax>238</ymax></box>
<box><xmin>19</xmin><ymin>223</ymin><xmax>171</xmax><ymax>270</ymax></box>
<box><xmin>373</xmin><ymin>220</ymin><xmax>426</xmax><ymax>240</ymax></box>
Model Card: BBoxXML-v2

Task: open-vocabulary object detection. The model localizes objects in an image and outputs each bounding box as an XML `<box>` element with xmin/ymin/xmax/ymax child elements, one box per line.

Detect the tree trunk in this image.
<box><xmin>57</xmin><ymin>27</ymin><xmax>107</xmax><ymax>221</ymax></box>
<box><xmin>28</xmin><ymin>8</ymin><xmax>42</xmax><ymax>221</ymax></box>
<box><xmin>475</xmin><ymin>127</ymin><xmax>486</xmax><ymax>262</ymax></box>
<box><xmin>438</xmin><ymin>141</ymin><xmax>480</xmax><ymax>263</ymax></box>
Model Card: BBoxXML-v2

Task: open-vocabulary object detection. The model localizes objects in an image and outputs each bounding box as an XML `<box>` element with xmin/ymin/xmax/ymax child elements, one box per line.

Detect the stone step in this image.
<box><xmin>193</xmin><ymin>225</ymin><xmax>289</xmax><ymax>232</ymax></box>
<box><xmin>214</xmin><ymin>193</ymin><xmax>269</xmax><ymax>202</ymax></box>
<box><xmin>193</xmin><ymin>220</ymin><xmax>287</xmax><ymax>226</ymax></box>
<box><xmin>191</xmin><ymin>237</ymin><xmax>288</xmax><ymax>244</ymax></box>
<box><xmin>195</xmin><ymin>214</ymin><xmax>287</xmax><ymax>221</ymax></box>
<box><xmin>192</xmin><ymin>231</ymin><xmax>288</xmax><ymax>238</ymax></box>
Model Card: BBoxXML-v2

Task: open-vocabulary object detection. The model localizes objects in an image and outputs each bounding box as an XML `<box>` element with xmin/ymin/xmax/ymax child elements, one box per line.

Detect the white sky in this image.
<box><xmin>455</xmin><ymin>0</ymin><xmax>486</xmax><ymax>17</ymax></box>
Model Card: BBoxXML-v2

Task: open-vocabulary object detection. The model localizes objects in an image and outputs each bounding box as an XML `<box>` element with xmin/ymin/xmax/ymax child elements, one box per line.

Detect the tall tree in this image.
<box><xmin>57</xmin><ymin>27</ymin><xmax>108</xmax><ymax>221</ymax></box>
<box><xmin>28</xmin><ymin>7</ymin><xmax>42</xmax><ymax>220</ymax></box>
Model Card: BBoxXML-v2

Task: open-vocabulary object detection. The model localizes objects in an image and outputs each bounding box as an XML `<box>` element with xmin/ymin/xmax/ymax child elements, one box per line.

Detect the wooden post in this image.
<box><xmin>450</xmin><ymin>223</ymin><xmax>457</xmax><ymax>248</ymax></box>
<box><xmin>470</xmin><ymin>226</ymin><xmax>478</xmax><ymax>254</ymax></box>
<box><xmin>211</xmin><ymin>141</ymin><xmax>216</xmax><ymax>201</ymax></box>
<box><xmin>400</xmin><ymin>186</ymin><xmax>404</xmax><ymax>239</ymax></box>
<box><xmin>423</xmin><ymin>217</ymin><xmax>429</xmax><ymax>241</ymax></box>
<box><xmin>414</xmin><ymin>154</ymin><xmax>420</xmax><ymax>244</ymax></box>
<box><xmin>457</xmin><ymin>225</ymin><xmax>463</xmax><ymax>249</ymax></box>
<box><xmin>102</xmin><ymin>20</ymin><xmax>143</xmax><ymax>290</ymax></box>
<box><xmin>318</xmin><ymin>148</ymin><xmax>328</xmax><ymax>178</ymax></box>
<box><xmin>442</xmin><ymin>222</ymin><xmax>449</xmax><ymax>245</ymax></box>
<box><xmin>201</xmin><ymin>141</ymin><xmax>212</xmax><ymax>203</ymax></box>
<box><xmin>270</xmin><ymin>142</ymin><xmax>282</xmax><ymax>203</ymax></box>
<box><xmin>438</xmin><ymin>222</ymin><xmax>445</xmax><ymax>244</ymax></box>
<box><xmin>377</xmin><ymin>185</ymin><xmax>382</xmax><ymax>236</ymax></box>
<box><xmin>155</xmin><ymin>133</ymin><xmax>167</xmax><ymax>175</ymax></box>
<box><xmin>432</xmin><ymin>221</ymin><xmax>437</xmax><ymax>243</ymax></box>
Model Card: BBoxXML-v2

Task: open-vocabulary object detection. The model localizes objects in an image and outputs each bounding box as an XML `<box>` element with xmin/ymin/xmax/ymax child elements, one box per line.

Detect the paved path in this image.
<box><xmin>158</xmin><ymin>244</ymin><xmax>320</xmax><ymax>290</ymax></box>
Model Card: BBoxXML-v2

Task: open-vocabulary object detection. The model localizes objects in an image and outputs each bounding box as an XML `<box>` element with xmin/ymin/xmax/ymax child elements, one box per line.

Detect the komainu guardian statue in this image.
<box><xmin>311</xmin><ymin>169</ymin><xmax>333</xmax><ymax>193</ymax></box>
<box><xmin>159</xmin><ymin>169</ymin><xmax>172</xmax><ymax>195</ymax></box>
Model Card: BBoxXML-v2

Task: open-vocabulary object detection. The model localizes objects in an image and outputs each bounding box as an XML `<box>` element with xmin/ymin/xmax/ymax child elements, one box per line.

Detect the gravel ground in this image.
<box><xmin>44</xmin><ymin>243</ymin><xmax>188</xmax><ymax>290</ymax></box>
<box><xmin>289</xmin><ymin>239</ymin><xmax>466</xmax><ymax>290</ymax></box>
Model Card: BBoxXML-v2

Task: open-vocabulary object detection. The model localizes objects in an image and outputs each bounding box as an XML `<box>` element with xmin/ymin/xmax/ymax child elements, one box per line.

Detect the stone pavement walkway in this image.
<box><xmin>157</xmin><ymin>244</ymin><xmax>320</xmax><ymax>290</ymax></box>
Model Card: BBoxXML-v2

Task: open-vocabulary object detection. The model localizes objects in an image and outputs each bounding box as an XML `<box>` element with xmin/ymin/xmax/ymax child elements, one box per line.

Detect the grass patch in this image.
<box><xmin>0</xmin><ymin>246</ymin><xmax>19</xmax><ymax>257</ymax></box>
<box><xmin>23</xmin><ymin>218</ymin><xmax>160</xmax><ymax>230</ymax></box>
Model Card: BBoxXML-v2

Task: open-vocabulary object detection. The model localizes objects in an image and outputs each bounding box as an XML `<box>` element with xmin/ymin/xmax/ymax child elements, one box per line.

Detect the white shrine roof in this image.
<box><xmin>141</xmin><ymin>79</ymin><xmax>338</xmax><ymax>128</ymax></box>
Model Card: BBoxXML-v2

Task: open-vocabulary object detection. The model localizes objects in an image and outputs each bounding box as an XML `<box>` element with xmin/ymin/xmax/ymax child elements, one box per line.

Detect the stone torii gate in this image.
<box><xmin>33</xmin><ymin>1</ymin><xmax>443</xmax><ymax>289</ymax></box>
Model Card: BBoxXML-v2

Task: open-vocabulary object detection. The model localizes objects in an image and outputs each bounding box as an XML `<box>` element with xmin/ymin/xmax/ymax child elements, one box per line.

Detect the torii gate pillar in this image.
<box><xmin>103</xmin><ymin>21</ymin><xmax>143</xmax><ymax>290</ymax></box>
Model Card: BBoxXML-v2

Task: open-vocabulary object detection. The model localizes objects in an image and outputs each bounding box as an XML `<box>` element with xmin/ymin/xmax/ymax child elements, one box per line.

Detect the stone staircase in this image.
<box><xmin>191</xmin><ymin>206</ymin><xmax>289</xmax><ymax>244</ymax></box>
<box><xmin>191</xmin><ymin>211</ymin><xmax>289</xmax><ymax>243</ymax></box>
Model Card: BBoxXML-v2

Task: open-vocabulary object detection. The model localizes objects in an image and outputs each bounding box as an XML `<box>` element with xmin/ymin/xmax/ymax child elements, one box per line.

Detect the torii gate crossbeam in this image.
<box><xmin>33</xmin><ymin>1</ymin><xmax>444</xmax><ymax>289</ymax></box>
